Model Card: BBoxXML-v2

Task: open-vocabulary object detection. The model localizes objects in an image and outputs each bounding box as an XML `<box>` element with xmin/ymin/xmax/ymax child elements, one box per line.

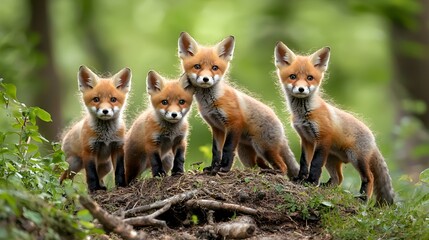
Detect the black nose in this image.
<box><xmin>298</xmin><ymin>87</ymin><xmax>305</xmax><ymax>93</ymax></box>
<box><xmin>102</xmin><ymin>109</ymin><xmax>109</xmax><ymax>114</ymax></box>
<box><xmin>171</xmin><ymin>113</ymin><xmax>177</xmax><ymax>118</ymax></box>
<box><xmin>203</xmin><ymin>77</ymin><xmax>209</xmax><ymax>83</ymax></box>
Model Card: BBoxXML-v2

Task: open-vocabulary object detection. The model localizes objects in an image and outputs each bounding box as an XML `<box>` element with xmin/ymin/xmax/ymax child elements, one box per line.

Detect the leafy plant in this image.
<box><xmin>0</xmin><ymin>80</ymin><xmax>93</xmax><ymax>239</ymax></box>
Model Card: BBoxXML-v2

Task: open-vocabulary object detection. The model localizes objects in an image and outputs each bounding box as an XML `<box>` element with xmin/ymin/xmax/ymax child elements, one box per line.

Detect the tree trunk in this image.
<box><xmin>390</xmin><ymin>0</ymin><xmax>429</xmax><ymax>178</ymax></box>
<box><xmin>28</xmin><ymin>0</ymin><xmax>62</xmax><ymax>141</ymax></box>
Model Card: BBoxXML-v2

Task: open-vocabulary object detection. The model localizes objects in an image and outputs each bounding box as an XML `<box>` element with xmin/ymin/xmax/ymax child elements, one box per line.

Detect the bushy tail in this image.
<box><xmin>370</xmin><ymin>150</ymin><xmax>395</xmax><ymax>205</ymax></box>
<box><xmin>281</xmin><ymin>140</ymin><xmax>299</xmax><ymax>179</ymax></box>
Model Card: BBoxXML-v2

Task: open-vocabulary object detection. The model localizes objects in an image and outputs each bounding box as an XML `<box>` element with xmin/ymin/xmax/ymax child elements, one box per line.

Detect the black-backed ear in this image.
<box><xmin>178</xmin><ymin>73</ymin><xmax>195</xmax><ymax>93</ymax></box>
<box><xmin>274</xmin><ymin>41</ymin><xmax>296</xmax><ymax>68</ymax></box>
<box><xmin>146</xmin><ymin>70</ymin><xmax>165</xmax><ymax>94</ymax></box>
<box><xmin>113</xmin><ymin>67</ymin><xmax>132</xmax><ymax>93</ymax></box>
<box><xmin>78</xmin><ymin>65</ymin><xmax>99</xmax><ymax>92</ymax></box>
<box><xmin>216</xmin><ymin>36</ymin><xmax>235</xmax><ymax>61</ymax></box>
<box><xmin>310</xmin><ymin>47</ymin><xmax>330</xmax><ymax>72</ymax></box>
<box><xmin>178</xmin><ymin>32</ymin><xmax>199</xmax><ymax>59</ymax></box>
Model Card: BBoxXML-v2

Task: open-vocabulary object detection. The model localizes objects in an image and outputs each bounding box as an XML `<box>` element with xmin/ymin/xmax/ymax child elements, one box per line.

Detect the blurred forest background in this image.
<box><xmin>1</xmin><ymin>0</ymin><xmax>428</xmax><ymax>188</ymax></box>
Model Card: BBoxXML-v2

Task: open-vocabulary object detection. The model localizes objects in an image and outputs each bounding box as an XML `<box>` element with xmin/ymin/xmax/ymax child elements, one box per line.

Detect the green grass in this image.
<box><xmin>302</xmin><ymin>180</ymin><xmax>429</xmax><ymax>239</ymax></box>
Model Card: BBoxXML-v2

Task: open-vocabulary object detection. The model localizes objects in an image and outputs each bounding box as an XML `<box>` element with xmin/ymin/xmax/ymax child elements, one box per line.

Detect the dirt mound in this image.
<box><xmin>91</xmin><ymin>170</ymin><xmax>332</xmax><ymax>239</ymax></box>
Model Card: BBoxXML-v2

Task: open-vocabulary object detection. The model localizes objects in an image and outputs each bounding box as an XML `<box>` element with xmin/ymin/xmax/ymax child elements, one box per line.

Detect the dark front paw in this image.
<box><xmin>320</xmin><ymin>178</ymin><xmax>334</xmax><ymax>187</ymax></box>
<box><xmin>203</xmin><ymin>166</ymin><xmax>220</xmax><ymax>175</ymax></box>
<box><xmin>355</xmin><ymin>194</ymin><xmax>368</xmax><ymax>202</ymax></box>
<box><xmin>303</xmin><ymin>178</ymin><xmax>319</xmax><ymax>186</ymax></box>
<box><xmin>292</xmin><ymin>175</ymin><xmax>307</xmax><ymax>183</ymax></box>
<box><xmin>219</xmin><ymin>165</ymin><xmax>232</xmax><ymax>173</ymax></box>
<box><xmin>152</xmin><ymin>169</ymin><xmax>166</xmax><ymax>178</ymax></box>
<box><xmin>89</xmin><ymin>185</ymin><xmax>107</xmax><ymax>192</ymax></box>
<box><xmin>115</xmin><ymin>175</ymin><xmax>126</xmax><ymax>187</ymax></box>
<box><xmin>171</xmin><ymin>170</ymin><xmax>184</xmax><ymax>176</ymax></box>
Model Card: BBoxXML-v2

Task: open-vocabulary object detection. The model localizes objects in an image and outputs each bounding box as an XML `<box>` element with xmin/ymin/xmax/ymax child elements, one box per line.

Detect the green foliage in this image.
<box><xmin>320</xmin><ymin>170</ymin><xmax>429</xmax><ymax>239</ymax></box>
<box><xmin>0</xmin><ymin>80</ymin><xmax>94</xmax><ymax>239</ymax></box>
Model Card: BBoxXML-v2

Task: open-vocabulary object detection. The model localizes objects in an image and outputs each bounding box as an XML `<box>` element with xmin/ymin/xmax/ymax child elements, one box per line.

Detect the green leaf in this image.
<box><xmin>321</xmin><ymin>201</ymin><xmax>334</xmax><ymax>208</ymax></box>
<box><xmin>419</xmin><ymin>168</ymin><xmax>429</xmax><ymax>184</ymax></box>
<box><xmin>34</xmin><ymin>107</ymin><xmax>52</xmax><ymax>122</ymax></box>
<box><xmin>23</xmin><ymin>208</ymin><xmax>43</xmax><ymax>225</ymax></box>
<box><xmin>26</xmin><ymin>143</ymin><xmax>39</xmax><ymax>153</ymax></box>
<box><xmin>0</xmin><ymin>192</ymin><xmax>19</xmax><ymax>215</ymax></box>
<box><xmin>80</xmin><ymin>221</ymin><xmax>95</xmax><ymax>229</ymax></box>
<box><xmin>6</xmin><ymin>162</ymin><xmax>16</xmax><ymax>171</ymax></box>
<box><xmin>77</xmin><ymin>209</ymin><xmax>93</xmax><ymax>221</ymax></box>
<box><xmin>3</xmin><ymin>83</ymin><xmax>17</xmax><ymax>100</ymax></box>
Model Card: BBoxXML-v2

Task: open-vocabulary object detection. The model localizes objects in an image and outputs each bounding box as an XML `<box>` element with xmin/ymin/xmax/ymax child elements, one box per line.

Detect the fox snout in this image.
<box><xmin>286</xmin><ymin>83</ymin><xmax>316</xmax><ymax>98</ymax></box>
<box><xmin>91</xmin><ymin>105</ymin><xmax>118</xmax><ymax>120</ymax></box>
<box><xmin>189</xmin><ymin>73</ymin><xmax>220</xmax><ymax>88</ymax></box>
<box><xmin>160</xmin><ymin>109</ymin><xmax>185</xmax><ymax>123</ymax></box>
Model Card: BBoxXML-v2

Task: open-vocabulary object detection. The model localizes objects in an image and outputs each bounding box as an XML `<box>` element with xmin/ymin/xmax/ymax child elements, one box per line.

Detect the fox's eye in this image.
<box><xmin>212</xmin><ymin>65</ymin><xmax>219</xmax><ymax>71</ymax></box>
<box><xmin>289</xmin><ymin>74</ymin><xmax>297</xmax><ymax>80</ymax></box>
<box><xmin>161</xmin><ymin>100</ymin><xmax>168</xmax><ymax>105</ymax></box>
<box><xmin>93</xmin><ymin>97</ymin><xmax>100</xmax><ymax>102</ymax></box>
<box><xmin>179</xmin><ymin>99</ymin><xmax>185</xmax><ymax>105</ymax></box>
<box><xmin>307</xmin><ymin>75</ymin><xmax>314</xmax><ymax>81</ymax></box>
<box><xmin>110</xmin><ymin>97</ymin><xmax>117</xmax><ymax>102</ymax></box>
<box><xmin>194</xmin><ymin>64</ymin><xmax>201</xmax><ymax>70</ymax></box>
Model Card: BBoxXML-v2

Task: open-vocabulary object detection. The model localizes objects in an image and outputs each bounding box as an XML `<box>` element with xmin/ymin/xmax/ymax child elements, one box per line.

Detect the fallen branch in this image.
<box><xmin>185</xmin><ymin>199</ymin><xmax>258</xmax><ymax>215</ymax></box>
<box><xmin>123</xmin><ymin>189</ymin><xmax>200</xmax><ymax>217</ymax></box>
<box><xmin>79</xmin><ymin>195</ymin><xmax>147</xmax><ymax>240</ymax></box>
<box><xmin>123</xmin><ymin>203</ymin><xmax>171</xmax><ymax>228</ymax></box>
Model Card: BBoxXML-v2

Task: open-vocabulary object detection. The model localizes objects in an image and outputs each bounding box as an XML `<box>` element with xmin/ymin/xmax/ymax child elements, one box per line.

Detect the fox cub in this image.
<box><xmin>124</xmin><ymin>71</ymin><xmax>194</xmax><ymax>184</ymax></box>
<box><xmin>274</xmin><ymin>42</ymin><xmax>394</xmax><ymax>204</ymax></box>
<box><xmin>60</xmin><ymin>66</ymin><xmax>131</xmax><ymax>191</ymax></box>
<box><xmin>178</xmin><ymin>32</ymin><xmax>299</xmax><ymax>178</ymax></box>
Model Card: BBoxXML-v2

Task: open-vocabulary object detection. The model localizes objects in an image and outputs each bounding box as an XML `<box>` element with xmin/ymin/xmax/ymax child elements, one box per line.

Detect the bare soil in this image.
<box><xmin>91</xmin><ymin>169</ymin><xmax>333</xmax><ymax>239</ymax></box>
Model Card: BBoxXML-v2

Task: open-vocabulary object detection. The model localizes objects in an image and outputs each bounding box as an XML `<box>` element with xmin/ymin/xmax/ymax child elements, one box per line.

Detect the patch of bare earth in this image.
<box><xmin>89</xmin><ymin>170</ymin><xmax>332</xmax><ymax>239</ymax></box>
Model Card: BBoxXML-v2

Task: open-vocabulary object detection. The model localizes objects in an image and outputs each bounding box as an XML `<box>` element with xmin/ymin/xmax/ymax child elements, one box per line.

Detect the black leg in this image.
<box><xmin>357</xmin><ymin>160</ymin><xmax>370</xmax><ymax>202</ymax></box>
<box><xmin>85</xmin><ymin>159</ymin><xmax>105</xmax><ymax>191</ymax></box>
<box><xmin>306</xmin><ymin>147</ymin><xmax>325</xmax><ymax>185</ymax></box>
<box><xmin>204</xmin><ymin>137</ymin><xmax>222</xmax><ymax>174</ymax></box>
<box><xmin>220</xmin><ymin>132</ymin><xmax>236</xmax><ymax>172</ymax></box>
<box><xmin>151</xmin><ymin>152</ymin><xmax>165</xmax><ymax>177</ymax></box>
<box><xmin>171</xmin><ymin>147</ymin><xmax>185</xmax><ymax>175</ymax></box>
<box><xmin>115</xmin><ymin>154</ymin><xmax>126</xmax><ymax>187</ymax></box>
<box><xmin>294</xmin><ymin>146</ymin><xmax>308</xmax><ymax>182</ymax></box>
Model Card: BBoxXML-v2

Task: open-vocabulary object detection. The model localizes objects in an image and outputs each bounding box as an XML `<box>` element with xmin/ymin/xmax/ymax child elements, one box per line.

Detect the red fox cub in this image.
<box><xmin>124</xmin><ymin>71</ymin><xmax>194</xmax><ymax>184</ymax></box>
<box><xmin>274</xmin><ymin>42</ymin><xmax>395</xmax><ymax>204</ymax></box>
<box><xmin>178</xmin><ymin>32</ymin><xmax>299</xmax><ymax>178</ymax></box>
<box><xmin>60</xmin><ymin>66</ymin><xmax>131</xmax><ymax>191</ymax></box>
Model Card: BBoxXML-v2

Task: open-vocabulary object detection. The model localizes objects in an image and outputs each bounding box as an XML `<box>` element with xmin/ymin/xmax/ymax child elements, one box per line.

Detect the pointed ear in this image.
<box><xmin>274</xmin><ymin>41</ymin><xmax>296</xmax><ymax>68</ymax></box>
<box><xmin>178</xmin><ymin>32</ymin><xmax>199</xmax><ymax>58</ymax></box>
<box><xmin>112</xmin><ymin>67</ymin><xmax>132</xmax><ymax>93</ymax></box>
<box><xmin>146</xmin><ymin>70</ymin><xmax>164</xmax><ymax>94</ymax></box>
<box><xmin>216</xmin><ymin>36</ymin><xmax>235</xmax><ymax>61</ymax></box>
<box><xmin>310</xmin><ymin>47</ymin><xmax>330</xmax><ymax>72</ymax></box>
<box><xmin>78</xmin><ymin>65</ymin><xmax>99</xmax><ymax>92</ymax></box>
<box><xmin>178</xmin><ymin>73</ymin><xmax>195</xmax><ymax>93</ymax></box>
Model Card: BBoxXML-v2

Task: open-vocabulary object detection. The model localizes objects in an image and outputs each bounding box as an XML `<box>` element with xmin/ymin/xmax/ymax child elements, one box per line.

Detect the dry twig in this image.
<box><xmin>123</xmin><ymin>189</ymin><xmax>200</xmax><ymax>217</ymax></box>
